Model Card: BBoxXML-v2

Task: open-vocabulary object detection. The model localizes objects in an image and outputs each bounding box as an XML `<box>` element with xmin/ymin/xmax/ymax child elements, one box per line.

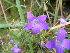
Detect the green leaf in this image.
<box><xmin>16</xmin><ymin>0</ymin><xmax>25</xmax><ymax>22</ymax></box>
<box><xmin>5</xmin><ymin>0</ymin><xmax>16</xmax><ymax>6</ymax></box>
<box><xmin>0</xmin><ymin>24</ymin><xmax>24</xmax><ymax>28</ymax></box>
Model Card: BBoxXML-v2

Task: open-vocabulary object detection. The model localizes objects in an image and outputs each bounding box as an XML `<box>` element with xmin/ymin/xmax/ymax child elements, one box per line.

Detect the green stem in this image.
<box><xmin>16</xmin><ymin>0</ymin><xmax>25</xmax><ymax>22</ymax></box>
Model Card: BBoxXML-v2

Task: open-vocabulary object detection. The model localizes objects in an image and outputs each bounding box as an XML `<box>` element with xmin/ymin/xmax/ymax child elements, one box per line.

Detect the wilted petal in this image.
<box><xmin>38</xmin><ymin>15</ymin><xmax>47</xmax><ymax>22</ymax></box>
<box><xmin>32</xmin><ymin>27</ymin><xmax>40</xmax><ymax>34</ymax></box>
<box><xmin>58</xmin><ymin>18</ymin><xmax>67</xmax><ymax>24</ymax></box>
<box><xmin>24</xmin><ymin>22</ymin><xmax>32</xmax><ymax>30</ymax></box>
<box><xmin>57</xmin><ymin>28</ymin><xmax>66</xmax><ymax>41</ymax></box>
<box><xmin>45</xmin><ymin>39</ymin><xmax>56</xmax><ymax>49</ymax></box>
<box><xmin>56</xmin><ymin>45</ymin><xmax>64</xmax><ymax>53</ymax></box>
<box><xmin>62</xmin><ymin>39</ymin><xmax>70</xmax><ymax>49</ymax></box>
<box><xmin>27</xmin><ymin>12</ymin><xmax>36</xmax><ymax>21</ymax></box>
<box><xmin>40</xmin><ymin>22</ymin><xmax>49</xmax><ymax>29</ymax></box>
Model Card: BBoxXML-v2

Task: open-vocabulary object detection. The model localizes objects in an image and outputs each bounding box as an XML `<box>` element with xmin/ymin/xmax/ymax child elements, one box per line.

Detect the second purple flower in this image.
<box><xmin>24</xmin><ymin>12</ymin><xmax>49</xmax><ymax>34</ymax></box>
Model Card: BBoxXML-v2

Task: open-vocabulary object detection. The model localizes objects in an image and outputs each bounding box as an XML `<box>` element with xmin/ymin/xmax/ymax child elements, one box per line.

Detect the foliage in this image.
<box><xmin>0</xmin><ymin>0</ymin><xmax>70</xmax><ymax>53</ymax></box>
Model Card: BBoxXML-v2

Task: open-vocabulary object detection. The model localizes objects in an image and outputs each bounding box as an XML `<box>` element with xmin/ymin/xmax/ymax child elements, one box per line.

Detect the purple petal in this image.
<box><xmin>11</xmin><ymin>44</ymin><xmax>22</xmax><ymax>53</ymax></box>
<box><xmin>11</xmin><ymin>47</ymin><xmax>14</xmax><ymax>51</ymax></box>
<box><xmin>57</xmin><ymin>28</ymin><xmax>66</xmax><ymax>41</ymax></box>
<box><xmin>14</xmin><ymin>48</ymin><xmax>22</xmax><ymax>53</ymax></box>
<box><xmin>17</xmin><ymin>48</ymin><xmax>22</xmax><ymax>51</ymax></box>
<box><xmin>10</xmin><ymin>40</ymin><xmax>14</xmax><ymax>44</ymax></box>
<box><xmin>56</xmin><ymin>45</ymin><xmax>64</xmax><ymax>53</ymax></box>
<box><xmin>45</xmin><ymin>39</ymin><xmax>56</xmax><ymax>49</ymax></box>
<box><xmin>58</xmin><ymin>18</ymin><xmax>67</xmax><ymax>24</ymax></box>
<box><xmin>11</xmin><ymin>45</ymin><xmax>18</xmax><ymax>51</ymax></box>
<box><xmin>14</xmin><ymin>44</ymin><xmax>18</xmax><ymax>48</ymax></box>
<box><xmin>24</xmin><ymin>22</ymin><xmax>32</xmax><ymax>30</ymax></box>
<box><xmin>40</xmin><ymin>22</ymin><xmax>49</xmax><ymax>29</ymax></box>
<box><xmin>62</xmin><ymin>39</ymin><xmax>70</xmax><ymax>49</ymax></box>
<box><xmin>27</xmin><ymin>12</ymin><xmax>36</xmax><ymax>21</ymax></box>
<box><xmin>38</xmin><ymin>15</ymin><xmax>47</xmax><ymax>22</ymax></box>
<box><xmin>32</xmin><ymin>27</ymin><xmax>40</xmax><ymax>34</ymax></box>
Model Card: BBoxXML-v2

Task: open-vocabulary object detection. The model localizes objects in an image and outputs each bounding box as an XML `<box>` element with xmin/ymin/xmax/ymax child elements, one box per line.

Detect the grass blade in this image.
<box><xmin>0</xmin><ymin>24</ymin><xmax>24</xmax><ymax>28</ymax></box>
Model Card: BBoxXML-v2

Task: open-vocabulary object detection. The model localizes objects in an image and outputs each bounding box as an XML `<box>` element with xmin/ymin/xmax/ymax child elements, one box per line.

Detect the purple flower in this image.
<box><xmin>58</xmin><ymin>18</ymin><xmax>67</xmax><ymax>24</ymax></box>
<box><xmin>24</xmin><ymin>12</ymin><xmax>49</xmax><ymax>34</ymax></box>
<box><xmin>11</xmin><ymin>44</ymin><xmax>22</xmax><ymax>53</ymax></box>
<box><xmin>45</xmin><ymin>28</ymin><xmax>70</xmax><ymax>53</ymax></box>
<box><xmin>10</xmin><ymin>40</ymin><xmax>14</xmax><ymax>44</ymax></box>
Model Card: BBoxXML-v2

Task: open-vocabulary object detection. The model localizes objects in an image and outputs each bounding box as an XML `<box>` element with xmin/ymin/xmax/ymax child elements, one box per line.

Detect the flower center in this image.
<box><xmin>32</xmin><ymin>19</ymin><xmax>40</xmax><ymax>28</ymax></box>
<box><xmin>33</xmin><ymin>19</ymin><xmax>39</xmax><ymax>23</ymax></box>
<box><xmin>56</xmin><ymin>39</ymin><xmax>62</xmax><ymax>45</ymax></box>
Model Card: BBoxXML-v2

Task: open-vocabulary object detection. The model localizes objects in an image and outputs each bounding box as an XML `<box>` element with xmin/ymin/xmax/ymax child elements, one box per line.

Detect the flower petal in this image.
<box><xmin>58</xmin><ymin>18</ymin><xmax>67</xmax><ymax>24</ymax></box>
<box><xmin>10</xmin><ymin>40</ymin><xmax>14</xmax><ymax>44</ymax></box>
<box><xmin>24</xmin><ymin>22</ymin><xmax>32</xmax><ymax>30</ymax></box>
<box><xmin>45</xmin><ymin>39</ymin><xmax>56</xmax><ymax>49</ymax></box>
<box><xmin>32</xmin><ymin>27</ymin><xmax>40</xmax><ymax>34</ymax></box>
<box><xmin>14</xmin><ymin>44</ymin><xmax>18</xmax><ymax>48</ymax></box>
<box><xmin>27</xmin><ymin>12</ymin><xmax>36</xmax><ymax>21</ymax></box>
<box><xmin>56</xmin><ymin>45</ymin><xmax>64</xmax><ymax>53</ymax></box>
<box><xmin>57</xmin><ymin>28</ymin><xmax>66</xmax><ymax>41</ymax></box>
<box><xmin>62</xmin><ymin>39</ymin><xmax>70</xmax><ymax>49</ymax></box>
<box><xmin>40</xmin><ymin>22</ymin><xmax>49</xmax><ymax>29</ymax></box>
<box><xmin>38</xmin><ymin>15</ymin><xmax>47</xmax><ymax>22</ymax></box>
<box><xmin>14</xmin><ymin>48</ymin><xmax>22</xmax><ymax>53</ymax></box>
<box><xmin>11</xmin><ymin>47</ymin><xmax>14</xmax><ymax>51</ymax></box>
<box><xmin>11</xmin><ymin>45</ymin><xmax>18</xmax><ymax>51</ymax></box>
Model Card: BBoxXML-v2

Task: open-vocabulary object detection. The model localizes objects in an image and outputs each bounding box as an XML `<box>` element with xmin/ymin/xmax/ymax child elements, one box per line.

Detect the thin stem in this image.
<box><xmin>30</xmin><ymin>0</ymin><xmax>33</xmax><ymax>12</ymax></box>
<box><xmin>0</xmin><ymin>0</ymin><xmax>10</xmax><ymax>30</ymax></box>
<box><xmin>44</xmin><ymin>2</ymin><xmax>52</xmax><ymax>27</ymax></box>
<box><xmin>59</xmin><ymin>0</ymin><xmax>63</xmax><ymax>16</ymax></box>
<box><xmin>54</xmin><ymin>0</ymin><xmax>59</xmax><ymax>25</ymax></box>
<box><xmin>66</xmin><ymin>14</ymin><xmax>70</xmax><ymax>20</ymax></box>
<box><xmin>43</xmin><ymin>21</ymin><xmax>70</xmax><ymax>38</ymax></box>
<box><xmin>0</xmin><ymin>0</ymin><xmax>8</xmax><ymax>24</ymax></box>
<box><xmin>36</xmin><ymin>0</ymin><xmax>40</xmax><ymax>7</ymax></box>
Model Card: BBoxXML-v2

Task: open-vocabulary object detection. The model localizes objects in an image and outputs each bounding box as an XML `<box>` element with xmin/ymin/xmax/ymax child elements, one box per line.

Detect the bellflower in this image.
<box><xmin>24</xmin><ymin>12</ymin><xmax>49</xmax><ymax>34</ymax></box>
<box><xmin>11</xmin><ymin>44</ymin><xmax>22</xmax><ymax>53</ymax></box>
<box><xmin>45</xmin><ymin>18</ymin><xmax>70</xmax><ymax>53</ymax></box>
<box><xmin>45</xmin><ymin>28</ymin><xmax>70</xmax><ymax>53</ymax></box>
